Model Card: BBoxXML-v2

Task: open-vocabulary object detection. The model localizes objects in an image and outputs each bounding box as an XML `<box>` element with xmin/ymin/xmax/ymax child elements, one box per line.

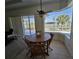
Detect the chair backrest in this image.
<box><xmin>48</xmin><ymin>33</ymin><xmax>54</xmax><ymax>45</ymax></box>
<box><xmin>30</xmin><ymin>42</ymin><xmax>46</xmax><ymax>57</ymax></box>
<box><xmin>24</xmin><ymin>39</ymin><xmax>46</xmax><ymax>56</ymax></box>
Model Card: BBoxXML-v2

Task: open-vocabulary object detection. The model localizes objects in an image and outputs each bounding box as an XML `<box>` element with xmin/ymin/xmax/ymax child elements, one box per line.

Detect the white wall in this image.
<box><xmin>64</xmin><ymin>35</ymin><xmax>73</xmax><ymax>56</ymax></box>
<box><xmin>53</xmin><ymin>33</ymin><xmax>65</xmax><ymax>41</ymax></box>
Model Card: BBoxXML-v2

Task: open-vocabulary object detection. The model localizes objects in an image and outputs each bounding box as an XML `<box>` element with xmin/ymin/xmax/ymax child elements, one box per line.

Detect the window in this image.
<box><xmin>44</xmin><ymin>7</ymin><xmax>72</xmax><ymax>33</ymax></box>
<box><xmin>22</xmin><ymin>16</ymin><xmax>36</xmax><ymax>35</ymax></box>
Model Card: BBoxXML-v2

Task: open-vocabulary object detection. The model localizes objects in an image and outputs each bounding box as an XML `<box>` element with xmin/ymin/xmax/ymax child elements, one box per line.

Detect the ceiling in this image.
<box><xmin>5</xmin><ymin>0</ymin><xmax>70</xmax><ymax>10</ymax></box>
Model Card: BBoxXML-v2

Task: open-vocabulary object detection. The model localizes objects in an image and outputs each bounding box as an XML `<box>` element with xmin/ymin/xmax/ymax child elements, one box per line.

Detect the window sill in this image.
<box><xmin>45</xmin><ymin>31</ymin><xmax>70</xmax><ymax>34</ymax></box>
<box><xmin>45</xmin><ymin>31</ymin><xmax>70</xmax><ymax>39</ymax></box>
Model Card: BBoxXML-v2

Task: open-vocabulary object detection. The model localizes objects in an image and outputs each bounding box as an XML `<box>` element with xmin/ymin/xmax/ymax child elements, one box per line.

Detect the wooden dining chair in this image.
<box><xmin>24</xmin><ymin>39</ymin><xmax>46</xmax><ymax>59</ymax></box>
<box><xmin>48</xmin><ymin>33</ymin><xmax>54</xmax><ymax>51</ymax></box>
<box><xmin>43</xmin><ymin>33</ymin><xmax>54</xmax><ymax>56</ymax></box>
<box><xmin>30</xmin><ymin>42</ymin><xmax>46</xmax><ymax>59</ymax></box>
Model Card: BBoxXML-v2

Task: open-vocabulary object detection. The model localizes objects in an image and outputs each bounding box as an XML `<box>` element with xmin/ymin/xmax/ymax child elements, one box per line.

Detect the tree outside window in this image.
<box><xmin>56</xmin><ymin>14</ymin><xmax>70</xmax><ymax>31</ymax></box>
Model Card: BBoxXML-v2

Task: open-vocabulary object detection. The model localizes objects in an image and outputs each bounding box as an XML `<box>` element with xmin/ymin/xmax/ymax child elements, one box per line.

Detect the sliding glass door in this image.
<box><xmin>22</xmin><ymin>16</ymin><xmax>36</xmax><ymax>35</ymax></box>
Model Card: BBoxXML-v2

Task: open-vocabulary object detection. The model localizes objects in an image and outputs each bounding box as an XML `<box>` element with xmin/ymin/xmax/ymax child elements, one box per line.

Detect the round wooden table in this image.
<box><xmin>25</xmin><ymin>33</ymin><xmax>51</xmax><ymax>42</ymax></box>
<box><xmin>25</xmin><ymin>33</ymin><xmax>51</xmax><ymax>56</ymax></box>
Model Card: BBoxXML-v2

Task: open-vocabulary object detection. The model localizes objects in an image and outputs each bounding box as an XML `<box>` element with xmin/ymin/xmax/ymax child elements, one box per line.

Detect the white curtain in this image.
<box><xmin>9</xmin><ymin>17</ymin><xmax>23</xmax><ymax>35</ymax></box>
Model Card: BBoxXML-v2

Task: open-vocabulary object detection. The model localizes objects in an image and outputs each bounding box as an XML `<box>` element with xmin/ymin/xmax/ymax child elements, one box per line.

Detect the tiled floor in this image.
<box><xmin>5</xmin><ymin>38</ymin><xmax>72</xmax><ymax>59</ymax></box>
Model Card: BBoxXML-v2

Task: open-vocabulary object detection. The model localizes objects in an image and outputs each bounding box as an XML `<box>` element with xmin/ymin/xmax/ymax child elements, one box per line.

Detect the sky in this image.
<box><xmin>45</xmin><ymin>7</ymin><xmax>72</xmax><ymax>23</ymax></box>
